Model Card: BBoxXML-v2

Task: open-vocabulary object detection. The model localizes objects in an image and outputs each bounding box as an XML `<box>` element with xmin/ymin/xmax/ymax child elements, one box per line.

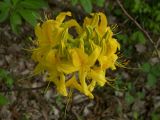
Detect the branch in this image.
<box><xmin>116</xmin><ymin>0</ymin><xmax>160</xmax><ymax>60</ymax></box>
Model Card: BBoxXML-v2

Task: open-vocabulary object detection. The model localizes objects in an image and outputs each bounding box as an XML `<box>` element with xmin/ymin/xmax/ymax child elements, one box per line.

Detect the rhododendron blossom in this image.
<box><xmin>31</xmin><ymin>12</ymin><xmax>120</xmax><ymax>99</ymax></box>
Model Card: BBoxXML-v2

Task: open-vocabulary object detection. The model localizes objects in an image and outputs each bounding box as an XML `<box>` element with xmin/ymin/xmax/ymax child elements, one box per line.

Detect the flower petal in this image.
<box><xmin>98</xmin><ymin>12</ymin><xmax>108</xmax><ymax>36</ymax></box>
<box><xmin>66</xmin><ymin>75</ymin><xmax>83</xmax><ymax>92</ymax></box>
<box><xmin>88</xmin><ymin>45</ymin><xmax>101</xmax><ymax>66</ymax></box>
<box><xmin>57</xmin><ymin>73</ymin><xmax>68</xmax><ymax>96</ymax></box>
<box><xmin>57</xmin><ymin>62</ymin><xmax>79</xmax><ymax>74</ymax></box>
<box><xmin>56</xmin><ymin>11</ymin><xmax>71</xmax><ymax>23</ymax></box>
<box><xmin>88</xmin><ymin>69</ymin><xmax>106</xmax><ymax>86</ymax></box>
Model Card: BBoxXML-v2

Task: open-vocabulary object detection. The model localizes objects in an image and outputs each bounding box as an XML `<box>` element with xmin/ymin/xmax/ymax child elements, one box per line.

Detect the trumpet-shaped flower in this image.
<box><xmin>31</xmin><ymin>12</ymin><xmax>121</xmax><ymax>99</ymax></box>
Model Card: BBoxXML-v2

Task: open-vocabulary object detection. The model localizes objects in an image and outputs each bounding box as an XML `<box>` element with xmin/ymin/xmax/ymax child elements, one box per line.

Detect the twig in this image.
<box><xmin>116</xmin><ymin>0</ymin><xmax>160</xmax><ymax>60</ymax></box>
<box><xmin>156</xmin><ymin>37</ymin><xmax>160</xmax><ymax>48</ymax></box>
<box><xmin>0</xmin><ymin>83</ymin><xmax>48</xmax><ymax>93</ymax></box>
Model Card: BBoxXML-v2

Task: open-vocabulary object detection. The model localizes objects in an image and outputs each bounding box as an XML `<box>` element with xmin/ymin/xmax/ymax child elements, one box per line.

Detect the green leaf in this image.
<box><xmin>151</xmin><ymin>112</ymin><xmax>160</xmax><ymax>120</ymax></box>
<box><xmin>142</xmin><ymin>62</ymin><xmax>151</xmax><ymax>73</ymax></box>
<box><xmin>20</xmin><ymin>0</ymin><xmax>48</xmax><ymax>10</ymax></box>
<box><xmin>156</xmin><ymin>14</ymin><xmax>160</xmax><ymax>21</ymax></box>
<box><xmin>0</xmin><ymin>8</ymin><xmax>9</xmax><ymax>22</ymax></box>
<box><xmin>92</xmin><ymin>0</ymin><xmax>105</xmax><ymax>7</ymax></box>
<box><xmin>10</xmin><ymin>12</ymin><xmax>22</xmax><ymax>34</ymax></box>
<box><xmin>0</xmin><ymin>68</ymin><xmax>14</xmax><ymax>88</ymax></box>
<box><xmin>131</xmin><ymin>31</ymin><xmax>146</xmax><ymax>44</ymax></box>
<box><xmin>132</xmin><ymin>0</ymin><xmax>142</xmax><ymax>13</ymax></box>
<box><xmin>19</xmin><ymin>9</ymin><xmax>39</xmax><ymax>26</ymax></box>
<box><xmin>0</xmin><ymin>94</ymin><xmax>8</xmax><ymax>105</ymax></box>
<box><xmin>6</xmin><ymin>77</ymin><xmax>14</xmax><ymax>88</ymax></box>
<box><xmin>125</xmin><ymin>92</ymin><xmax>135</xmax><ymax>105</ymax></box>
<box><xmin>12</xmin><ymin>0</ymin><xmax>20</xmax><ymax>6</ymax></box>
<box><xmin>151</xmin><ymin>65</ymin><xmax>160</xmax><ymax>77</ymax></box>
<box><xmin>0</xmin><ymin>1</ymin><xmax>10</xmax><ymax>10</ymax></box>
<box><xmin>4</xmin><ymin>0</ymin><xmax>11</xmax><ymax>4</ymax></box>
<box><xmin>116</xmin><ymin>34</ymin><xmax>128</xmax><ymax>44</ymax></box>
<box><xmin>0</xmin><ymin>2</ymin><xmax>10</xmax><ymax>22</ymax></box>
<box><xmin>147</xmin><ymin>74</ymin><xmax>157</xmax><ymax>87</ymax></box>
<box><xmin>136</xmin><ymin>92</ymin><xmax>145</xmax><ymax>99</ymax></box>
<box><xmin>0</xmin><ymin>68</ymin><xmax>7</xmax><ymax>78</ymax></box>
<box><xmin>79</xmin><ymin>0</ymin><xmax>92</xmax><ymax>13</ymax></box>
<box><xmin>133</xmin><ymin>111</ymin><xmax>139</xmax><ymax>120</ymax></box>
<box><xmin>71</xmin><ymin>0</ymin><xmax>78</xmax><ymax>6</ymax></box>
<box><xmin>127</xmin><ymin>82</ymin><xmax>133</xmax><ymax>91</ymax></box>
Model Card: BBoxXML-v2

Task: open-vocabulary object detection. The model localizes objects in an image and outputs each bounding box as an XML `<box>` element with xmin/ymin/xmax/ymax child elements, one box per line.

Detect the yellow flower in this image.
<box><xmin>69</xmin><ymin>45</ymin><xmax>101</xmax><ymax>98</ymax></box>
<box><xmin>31</xmin><ymin>12</ymin><xmax>121</xmax><ymax>99</ymax></box>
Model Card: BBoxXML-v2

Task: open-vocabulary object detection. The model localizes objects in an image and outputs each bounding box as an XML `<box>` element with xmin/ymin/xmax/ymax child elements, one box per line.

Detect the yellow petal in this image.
<box><xmin>79</xmin><ymin>69</ymin><xmax>91</xmax><ymax>96</ymax></box>
<box><xmin>33</xmin><ymin>63</ymin><xmax>45</xmax><ymax>75</ymax></box>
<box><xmin>35</xmin><ymin>23</ymin><xmax>46</xmax><ymax>42</ymax></box>
<box><xmin>70</xmin><ymin>49</ymin><xmax>81</xmax><ymax>67</ymax></box>
<box><xmin>83</xmin><ymin>17</ymin><xmax>92</xmax><ymax>27</ymax></box>
<box><xmin>45</xmin><ymin>50</ymin><xmax>58</xmax><ymax>70</ymax></box>
<box><xmin>70</xmin><ymin>48</ymin><xmax>88</xmax><ymax>67</ymax></box>
<box><xmin>56</xmin><ymin>11</ymin><xmax>71</xmax><ymax>23</ymax></box>
<box><xmin>98</xmin><ymin>12</ymin><xmax>107</xmax><ymax>36</ymax></box>
<box><xmin>79</xmin><ymin>69</ymin><xmax>87</xmax><ymax>92</ymax></box>
<box><xmin>41</xmin><ymin>20</ymin><xmax>55</xmax><ymax>44</ymax></box>
<box><xmin>88</xmin><ymin>80</ymin><xmax>96</xmax><ymax>92</ymax></box>
<box><xmin>106</xmin><ymin>38</ymin><xmax>120</xmax><ymax>55</ymax></box>
<box><xmin>63</xmin><ymin>19</ymin><xmax>82</xmax><ymax>34</ymax></box>
<box><xmin>66</xmin><ymin>75</ymin><xmax>83</xmax><ymax>93</ymax></box>
<box><xmin>88</xmin><ymin>45</ymin><xmax>101</xmax><ymax>66</ymax></box>
<box><xmin>57</xmin><ymin>73</ymin><xmax>68</xmax><ymax>96</ymax></box>
<box><xmin>47</xmin><ymin>70</ymin><xmax>59</xmax><ymax>84</ymax></box>
<box><xmin>90</xmin><ymin>13</ymin><xmax>99</xmax><ymax>27</ymax></box>
<box><xmin>83</xmin><ymin>13</ymin><xmax>99</xmax><ymax>28</ymax></box>
<box><xmin>88</xmin><ymin>69</ymin><xmax>106</xmax><ymax>86</ymax></box>
<box><xmin>31</xmin><ymin>46</ymin><xmax>50</xmax><ymax>62</ymax></box>
<box><xmin>98</xmin><ymin>54</ymin><xmax>118</xmax><ymax>70</ymax></box>
<box><xmin>57</xmin><ymin>62</ymin><xmax>79</xmax><ymax>74</ymax></box>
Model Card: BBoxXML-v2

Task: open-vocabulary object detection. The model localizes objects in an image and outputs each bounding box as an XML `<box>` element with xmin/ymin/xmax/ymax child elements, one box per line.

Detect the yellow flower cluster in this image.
<box><xmin>31</xmin><ymin>12</ymin><xmax>120</xmax><ymax>99</ymax></box>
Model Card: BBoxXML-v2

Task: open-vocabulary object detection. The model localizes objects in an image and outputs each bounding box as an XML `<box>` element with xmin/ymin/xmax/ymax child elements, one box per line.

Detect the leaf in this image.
<box><xmin>92</xmin><ymin>0</ymin><xmax>105</xmax><ymax>7</ymax></box>
<box><xmin>151</xmin><ymin>112</ymin><xmax>160</xmax><ymax>120</ymax></box>
<box><xmin>12</xmin><ymin>0</ymin><xmax>20</xmax><ymax>6</ymax></box>
<box><xmin>147</xmin><ymin>74</ymin><xmax>157</xmax><ymax>87</ymax></box>
<box><xmin>156</xmin><ymin>14</ymin><xmax>160</xmax><ymax>21</ymax></box>
<box><xmin>10</xmin><ymin>12</ymin><xmax>22</xmax><ymax>34</ymax></box>
<box><xmin>20</xmin><ymin>0</ymin><xmax>48</xmax><ymax>9</ymax></box>
<box><xmin>142</xmin><ymin>62</ymin><xmax>151</xmax><ymax>73</ymax></box>
<box><xmin>0</xmin><ymin>68</ymin><xmax>14</xmax><ymax>88</ymax></box>
<box><xmin>5</xmin><ymin>77</ymin><xmax>14</xmax><ymax>88</ymax></box>
<box><xmin>0</xmin><ymin>2</ymin><xmax>10</xmax><ymax>22</ymax></box>
<box><xmin>133</xmin><ymin>111</ymin><xmax>139</xmax><ymax>120</ymax></box>
<box><xmin>125</xmin><ymin>92</ymin><xmax>135</xmax><ymax>105</ymax></box>
<box><xmin>0</xmin><ymin>8</ymin><xmax>9</xmax><ymax>22</ymax></box>
<box><xmin>136</xmin><ymin>92</ymin><xmax>145</xmax><ymax>99</ymax></box>
<box><xmin>116</xmin><ymin>34</ymin><xmax>128</xmax><ymax>44</ymax></box>
<box><xmin>127</xmin><ymin>82</ymin><xmax>133</xmax><ymax>91</ymax></box>
<box><xmin>132</xmin><ymin>0</ymin><xmax>141</xmax><ymax>13</ymax></box>
<box><xmin>151</xmin><ymin>65</ymin><xmax>160</xmax><ymax>77</ymax></box>
<box><xmin>19</xmin><ymin>9</ymin><xmax>39</xmax><ymax>26</ymax></box>
<box><xmin>79</xmin><ymin>0</ymin><xmax>92</xmax><ymax>13</ymax></box>
<box><xmin>131</xmin><ymin>31</ymin><xmax>146</xmax><ymax>44</ymax></box>
<box><xmin>71</xmin><ymin>0</ymin><xmax>78</xmax><ymax>6</ymax></box>
<box><xmin>0</xmin><ymin>94</ymin><xmax>8</xmax><ymax>105</ymax></box>
<box><xmin>0</xmin><ymin>68</ymin><xmax>7</xmax><ymax>78</ymax></box>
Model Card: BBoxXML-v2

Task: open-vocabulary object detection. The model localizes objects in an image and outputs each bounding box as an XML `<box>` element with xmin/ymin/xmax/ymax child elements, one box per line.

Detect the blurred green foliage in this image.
<box><xmin>0</xmin><ymin>93</ymin><xmax>8</xmax><ymax>105</ymax></box>
<box><xmin>123</xmin><ymin>0</ymin><xmax>160</xmax><ymax>33</ymax></box>
<box><xmin>0</xmin><ymin>68</ymin><xmax>13</xmax><ymax>105</ymax></box>
<box><xmin>0</xmin><ymin>0</ymin><xmax>48</xmax><ymax>34</ymax></box>
<box><xmin>70</xmin><ymin>0</ymin><xmax>105</xmax><ymax>13</ymax></box>
<box><xmin>142</xmin><ymin>62</ymin><xmax>160</xmax><ymax>87</ymax></box>
<box><xmin>0</xmin><ymin>68</ymin><xmax>14</xmax><ymax>88</ymax></box>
